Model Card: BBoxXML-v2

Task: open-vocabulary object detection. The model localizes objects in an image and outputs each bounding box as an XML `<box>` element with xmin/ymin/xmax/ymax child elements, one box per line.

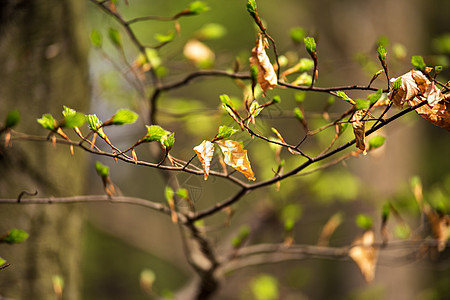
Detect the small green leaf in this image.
<box><xmin>0</xmin><ymin>257</ymin><xmax>6</xmax><ymax>267</ymax></box>
<box><xmin>1</xmin><ymin>229</ymin><xmax>29</xmax><ymax>244</ymax></box>
<box><xmin>250</xmin><ymin>101</ymin><xmax>263</xmax><ymax>117</ymax></box>
<box><xmin>188</xmin><ymin>1</ymin><xmax>209</xmax><ymax>15</ymax></box>
<box><xmin>196</xmin><ymin>23</ymin><xmax>227</xmax><ymax>40</ymax></box>
<box><xmin>162</xmin><ymin>132</ymin><xmax>175</xmax><ymax>149</ymax></box>
<box><xmin>165</xmin><ymin>186</ymin><xmax>174</xmax><ymax>201</ymax></box>
<box><xmin>293</xmin><ymin>107</ymin><xmax>304</xmax><ymax>121</ymax></box>
<box><xmin>250</xmin><ymin>64</ymin><xmax>259</xmax><ymax>81</ymax></box>
<box><xmin>246</xmin><ymin>0</ymin><xmax>257</xmax><ymax>17</ymax></box>
<box><xmin>272</xmin><ymin>95</ymin><xmax>281</xmax><ymax>104</ymax></box>
<box><xmin>382</xmin><ymin>202</ymin><xmax>390</xmax><ymax>222</ymax></box>
<box><xmin>304</xmin><ymin>37</ymin><xmax>316</xmax><ymax>55</ymax></box>
<box><xmin>355</xmin><ymin>214</ymin><xmax>373</xmax><ymax>230</ymax></box>
<box><xmin>143</xmin><ymin>125</ymin><xmax>170</xmax><ymax>143</ymax></box>
<box><xmin>290</xmin><ymin>27</ymin><xmax>306</xmax><ymax>44</ymax></box>
<box><xmin>90</xmin><ymin>29</ymin><xmax>102</xmax><ymax>48</ymax></box>
<box><xmin>111</xmin><ymin>109</ymin><xmax>138</xmax><ymax>125</ymax></box>
<box><xmin>337</xmin><ymin>91</ymin><xmax>356</xmax><ymax>105</ymax></box>
<box><xmin>63</xmin><ymin>113</ymin><xmax>85</xmax><ymax>128</ymax></box>
<box><xmin>435</xmin><ymin>66</ymin><xmax>443</xmax><ymax>73</ymax></box>
<box><xmin>284</xmin><ymin>219</ymin><xmax>295</xmax><ymax>231</ymax></box>
<box><xmin>377</xmin><ymin>45</ymin><xmax>387</xmax><ymax>61</ymax></box>
<box><xmin>368</xmin><ymin>136</ymin><xmax>386</xmax><ymax>149</ymax></box>
<box><xmin>108</xmin><ymin>28</ymin><xmax>122</xmax><ymax>48</ymax></box>
<box><xmin>281</xmin><ymin>204</ymin><xmax>302</xmax><ymax>224</ymax></box>
<box><xmin>392</xmin><ymin>77</ymin><xmax>402</xmax><ymax>90</ymax></box>
<box><xmin>251</xmin><ymin>274</ymin><xmax>279</xmax><ymax>300</ymax></box>
<box><xmin>154</xmin><ymin>31</ymin><xmax>175</xmax><ymax>44</ymax></box>
<box><xmin>294</xmin><ymin>92</ymin><xmax>306</xmax><ymax>103</ymax></box>
<box><xmin>95</xmin><ymin>161</ymin><xmax>109</xmax><ymax>178</ymax></box>
<box><xmin>231</xmin><ymin>225</ymin><xmax>251</xmax><ymax>248</ymax></box>
<box><xmin>339</xmin><ymin>120</ymin><xmax>349</xmax><ymax>134</ymax></box>
<box><xmin>37</xmin><ymin>114</ymin><xmax>57</xmax><ymax>131</ymax></box>
<box><xmin>5</xmin><ymin>109</ymin><xmax>20</xmax><ymax>128</ymax></box>
<box><xmin>367</xmin><ymin>89</ymin><xmax>383</xmax><ymax>105</ymax></box>
<box><xmin>86</xmin><ymin>114</ymin><xmax>103</xmax><ymax>132</ymax></box>
<box><xmin>219</xmin><ymin>94</ymin><xmax>233</xmax><ymax>107</ymax></box>
<box><xmin>411</xmin><ymin>55</ymin><xmax>426</xmax><ymax>71</ymax></box>
<box><xmin>376</xmin><ymin>35</ymin><xmax>390</xmax><ymax>47</ymax></box>
<box><xmin>217</xmin><ymin>126</ymin><xmax>238</xmax><ymax>139</ymax></box>
<box><xmin>394</xmin><ymin>223</ymin><xmax>411</xmax><ymax>239</ymax></box>
<box><xmin>355</xmin><ymin>99</ymin><xmax>370</xmax><ymax>110</ymax></box>
<box><xmin>176</xmin><ymin>188</ymin><xmax>189</xmax><ymax>199</ymax></box>
<box><xmin>293</xmin><ymin>72</ymin><xmax>312</xmax><ymax>86</ymax></box>
<box><xmin>327</xmin><ymin>96</ymin><xmax>335</xmax><ymax>106</ymax></box>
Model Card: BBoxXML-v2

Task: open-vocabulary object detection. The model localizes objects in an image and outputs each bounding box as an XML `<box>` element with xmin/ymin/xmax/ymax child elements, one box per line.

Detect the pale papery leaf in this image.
<box><xmin>348</xmin><ymin>230</ymin><xmax>379</xmax><ymax>283</ymax></box>
<box><xmin>249</xmin><ymin>34</ymin><xmax>277</xmax><ymax>94</ymax></box>
<box><xmin>193</xmin><ymin>140</ymin><xmax>215</xmax><ymax>180</ymax></box>
<box><xmin>216</xmin><ymin>140</ymin><xmax>255</xmax><ymax>181</ymax></box>
<box><xmin>352</xmin><ymin>110</ymin><xmax>367</xmax><ymax>154</ymax></box>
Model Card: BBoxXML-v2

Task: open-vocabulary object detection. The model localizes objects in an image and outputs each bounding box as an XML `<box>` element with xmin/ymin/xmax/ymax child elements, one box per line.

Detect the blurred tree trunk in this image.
<box><xmin>0</xmin><ymin>0</ymin><xmax>89</xmax><ymax>299</ymax></box>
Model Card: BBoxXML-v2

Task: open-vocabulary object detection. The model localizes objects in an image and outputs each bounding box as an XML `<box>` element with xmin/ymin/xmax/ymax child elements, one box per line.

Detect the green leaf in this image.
<box><xmin>250</xmin><ymin>101</ymin><xmax>263</xmax><ymax>117</ymax></box>
<box><xmin>231</xmin><ymin>225</ymin><xmax>251</xmax><ymax>248</ymax></box>
<box><xmin>376</xmin><ymin>35</ymin><xmax>390</xmax><ymax>47</ymax></box>
<box><xmin>176</xmin><ymin>188</ymin><xmax>189</xmax><ymax>199</ymax></box>
<box><xmin>90</xmin><ymin>29</ymin><xmax>102</xmax><ymax>48</ymax></box>
<box><xmin>165</xmin><ymin>186</ymin><xmax>174</xmax><ymax>201</ymax></box>
<box><xmin>251</xmin><ymin>274</ymin><xmax>279</xmax><ymax>300</ymax></box>
<box><xmin>411</xmin><ymin>55</ymin><xmax>426</xmax><ymax>71</ymax></box>
<box><xmin>392</xmin><ymin>77</ymin><xmax>402</xmax><ymax>90</ymax></box>
<box><xmin>111</xmin><ymin>109</ymin><xmax>138</xmax><ymax>125</ymax></box>
<box><xmin>196</xmin><ymin>23</ymin><xmax>227</xmax><ymax>40</ymax></box>
<box><xmin>154</xmin><ymin>31</ymin><xmax>175</xmax><ymax>44</ymax></box>
<box><xmin>188</xmin><ymin>1</ymin><xmax>209</xmax><ymax>15</ymax></box>
<box><xmin>162</xmin><ymin>132</ymin><xmax>175</xmax><ymax>149</ymax></box>
<box><xmin>284</xmin><ymin>219</ymin><xmax>295</xmax><ymax>231</ymax></box>
<box><xmin>293</xmin><ymin>72</ymin><xmax>312</xmax><ymax>86</ymax></box>
<box><xmin>0</xmin><ymin>257</ymin><xmax>6</xmax><ymax>267</ymax></box>
<box><xmin>63</xmin><ymin>113</ymin><xmax>85</xmax><ymax>128</ymax></box>
<box><xmin>219</xmin><ymin>94</ymin><xmax>233</xmax><ymax>107</ymax></box>
<box><xmin>86</xmin><ymin>114</ymin><xmax>103</xmax><ymax>132</ymax></box>
<box><xmin>382</xmin><ymin>202</ymin><xmax>390</xmax><ymax>221</ymax></box>
<box><xmin>339</xmin><ymin>120</ymin><xmax>349</xmax><ymax>134</ymax></box>
<box><xmin>355</xmin><ymin>214</ymin><xmax>373</xmax><ymax>230</ymax></box>
<box><xmin>394</xmin><ymin>223</ymin><xmax>411</xmax><ymax>239</ymax></box>
<box><xmin>368</xmin><ymin>136</ymin><xmax>386</xmax><ymax>149</ymax></box>
<box><xmin>143</xmin><ymin>125</ymin><xmax>170</xmax><ymax>143</ymax></box>
<box><xmin>367</xmin><ymin>89</ymin><xmax>383</xmax><ymax>105</ymax></box>
<box><xmin>337</xmin><ymin>91</ymin><xmax>356</xmax><ymax>105</ymax></box>
<box><xmin>304</xmin><ymin>37</ymin><xmax>316</xmax><ymax>55</ymax></box>
<box><xmin>355</xmin><ymin>99</ymin><xmax>370</xmax><ymax>110</ymax></box>
<box><xmin>293</xmin><ymin>107</ymin><xmax>304</xmax><ymax>121</ymax></box>
<box><xmin>108</xmin><ymin>28</ymin><xmax>122</xmax><ymax>48</ymax></box>
<box><xmin>250</xmin><ymin>65</ymin><xmax>259</xmax><ymax>81</ymax></box>
<box><xmin>272</xmin><ymin>95</ymin><xmax>281</xmax><ymax>103</ymax></box>
<box><xmin>327</xmin><ymin>96</ymin><xmax>335</xmax><ymax>106</ymax></box>
<box><xmin>37</xmin><ymin>114</ymin><xmax>57</xmax><ymax>131</ymax></box>
<box><xmin>290</xmin><ymin>27</ymin><xmax>306</xmax><ymax>44</ymax></box>
<box><xmin>1</xmin><ymin>229</ymin><xmax>29</xmax><ymax>244</ymax></box>
<box><xmin>294</xmin><ymin>92</ymin><xmax>306</xmax><ymax>103</ymax></box>
<box><xmin>95</xmin><ymin>161</ymin><xmax>109</xmax><ymax>178</ymax></box>
<box><xmin>217</xmin><ymin>126</ymin><xmax>238</xmax><ymax>139</ymax></box>
<box><xmin>377</xmin><ymin>45</ymin><xmax>387</xmax><ymax>61</ymax></box>
<box><xmin>246</xmin><ymin>0</ymin><xmax>257</xmax><ymax>17</ymax></box>
<box><xmin>281</xmin><ymin>204</ymin><xmax>302</xmax><ymax>223</ymax></box>
<box><xmin>435</xmin><ymin>65</ymin><xmax>443</xmax><ymax>73</ymax></box>
<box><xmin>5</xmin><ymin>109</ymin><xmax>20</xmax><ymax>128</ymax></box>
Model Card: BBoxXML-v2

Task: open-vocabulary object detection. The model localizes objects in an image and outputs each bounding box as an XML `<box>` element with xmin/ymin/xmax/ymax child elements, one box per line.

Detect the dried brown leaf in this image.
<box><xmin>425</xmin><ymin>209</ymin><xmax>449</xmax><ymax>252</ymax></box>
<box><xmin>349</xmin><ymin>230</ymin><xmax>379</xmax><ymax>283</ymax></box>
<box><xmin>249</xmin><ymin>34</ymin><xmax>277</xmax><ymax>93</ymax></box>
<box><xmin>193</xmin><ymin>140</ymin><xmax>215</xmax><ymax>180</ymax></box>
<box><xmin>408</xmin><ymin>97</ymin><xmax>450</xmax><ymax>131</ymax></box>
<box><xmin>216</xmin><ymin>140</ymin><xmax>255</xmax><ymax>181</ymax></box>
<box><xmin>352</xmin><ymin>110</ymin><xmax>367</xmax><ymax>154</ymax></box>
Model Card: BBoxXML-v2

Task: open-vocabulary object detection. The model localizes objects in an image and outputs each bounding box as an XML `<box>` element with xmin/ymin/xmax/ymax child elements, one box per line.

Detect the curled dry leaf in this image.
<box><xmin>352</xmin><ymin>110</ymin><xmax>367</xmax><ymax>154</ymax></box>
<box><xmin>216</xmin><ymin>140</ymin><xmax>255</xmax><ymax>181</ymax></box>
<box><xmin>408</xmin><ymin>96</ymin><xmax>450</xmax><ymax>131</ymax></box>
<box><xmin>249</xmin><ymin>33</ymin><xmax>277</xmax><ymax>94</ymax></box>
<box><xmin>425</xmin><ymin>209</ymin><xmax>449</xmax><ymax>252</ymax></box>
<box><xmin>193</xmin><ymin>140</ymin><xmax>215</xmax><ymax>180</ymax></box>
<box><xmin>349</xmin><ymin>230</ymin><xmax>379</xmax><ymax>283</ymax></box>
